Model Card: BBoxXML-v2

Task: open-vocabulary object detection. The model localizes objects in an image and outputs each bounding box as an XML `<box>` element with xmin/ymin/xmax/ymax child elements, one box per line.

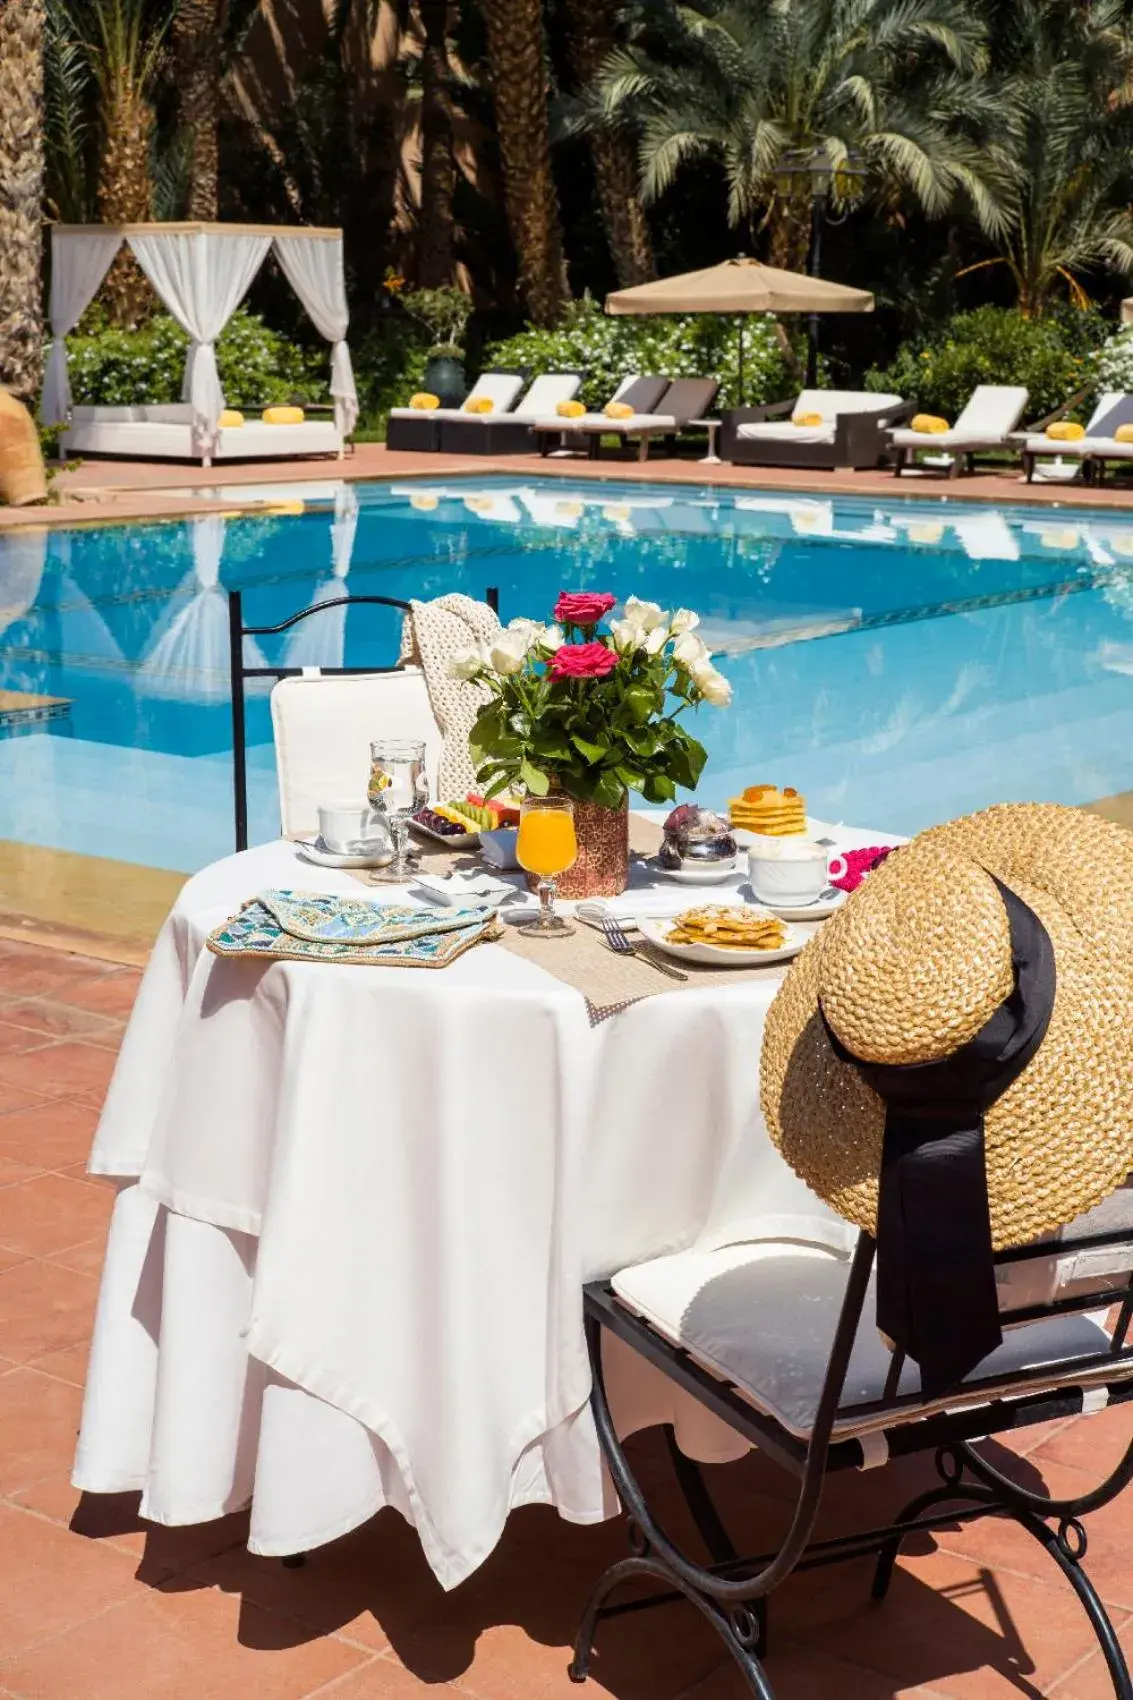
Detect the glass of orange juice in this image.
<box><xmin>516</xmin><ymin>795</ymin><xmax>578</xmax><ymax>937</ymax></box>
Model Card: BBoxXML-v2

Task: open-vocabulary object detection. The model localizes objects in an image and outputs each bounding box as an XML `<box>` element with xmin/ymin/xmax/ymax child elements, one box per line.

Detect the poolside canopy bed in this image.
<box><xmin>41</xmin><ymin>222</ymin><xmax>358</xmax><ymax>466</ymax></box>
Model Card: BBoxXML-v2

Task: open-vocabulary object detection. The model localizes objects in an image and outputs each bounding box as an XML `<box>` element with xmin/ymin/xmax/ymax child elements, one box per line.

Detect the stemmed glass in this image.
<box><xmin>368</xmin><ymin>738</ymin><xmax>428</xmax><ymax>882</ymax></box>
<box><xmin>516</xmin><ymin>795</ymin><xmax>579</xmax><ymax>937</ymax></box>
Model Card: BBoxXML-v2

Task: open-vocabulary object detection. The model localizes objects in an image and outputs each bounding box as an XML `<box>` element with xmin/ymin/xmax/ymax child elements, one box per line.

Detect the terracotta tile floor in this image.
<box><xmin>1</xmin><ymin>934</ymin><xmax>1131</xmax><ymax>1698</ymax></box>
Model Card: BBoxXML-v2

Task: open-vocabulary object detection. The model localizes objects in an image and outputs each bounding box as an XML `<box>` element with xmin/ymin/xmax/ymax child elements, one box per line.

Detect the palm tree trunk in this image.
<box><xmin>0</xmin><ymin>0</ymin><xmax>46</xmax><ymax>402</ymax></box>
<box><xmin>768</xmin><ymin>191</ymin><xmax>813</xmax><ymax>276</ymax></box>
<box><xmin>416</xmin><ymin>0</ymin><xmax>455</xmax><ymax>287</ymax></box>
<box><xmin>174</xmin><ymin>0</ymin><xmax>224</xmax><ymax>220</ymax></box>
<box><xmin>98</xmin><ymin>81</ymin><xmax>156</xmax><ymax>327</ymax></box>
<box><xmin>559</xmin><ymin>0</ymin><xmax>653</xmax><ymax>287</ymax></box>
<box><xmin>478</xmin><ymin>0</ymin><xmax>567</xmax><ymax>325</ymax></box>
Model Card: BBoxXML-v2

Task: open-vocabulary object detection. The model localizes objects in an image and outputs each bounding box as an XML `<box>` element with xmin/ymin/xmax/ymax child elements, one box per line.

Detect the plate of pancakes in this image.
<box><xmin>638</xmin><ymin>903</ymin><xmax>807</xmax><ymax>968</ymax></box>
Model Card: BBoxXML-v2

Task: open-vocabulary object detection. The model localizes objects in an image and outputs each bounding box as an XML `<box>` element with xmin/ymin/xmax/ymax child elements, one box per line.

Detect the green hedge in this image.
<box><xmin>481</xmin><ymin>295</ymin><xmax>796</xmax><ymax>412</ymax></box>
<box><xmin>67</xmin><ymin>308</ymin><xmax>327</xmax><ymax>409</ymax></box>
<box><xmin>866</xmin><ymin>306</ymin><xmax>1104</xmax><ymax>424</ymax></box>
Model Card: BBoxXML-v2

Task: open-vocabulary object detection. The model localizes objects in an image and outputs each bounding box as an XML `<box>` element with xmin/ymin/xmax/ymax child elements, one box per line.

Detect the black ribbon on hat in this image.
<box><xmin>821</xmin><ymin>877</ymin><xmax>1056</xmax><ymax>1399</ymax></box>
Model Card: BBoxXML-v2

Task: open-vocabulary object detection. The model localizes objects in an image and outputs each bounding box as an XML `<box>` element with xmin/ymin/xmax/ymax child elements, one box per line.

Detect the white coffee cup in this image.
<box><xmin>747</xmin><ymin>839</ymin><xmax>829</xmax><ymax>905</ymax></box>
<box><xmin>318</xmin><ymin>800</ymin><xmax>388</xmax><ymax>855</ymax></box>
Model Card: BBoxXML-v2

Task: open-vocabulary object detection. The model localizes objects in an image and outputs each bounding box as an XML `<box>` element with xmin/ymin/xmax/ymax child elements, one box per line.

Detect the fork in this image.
<box><xmin>600</xmin><ymin>914</ymin><xmax>688</xmax><ymax>982</ymax></box>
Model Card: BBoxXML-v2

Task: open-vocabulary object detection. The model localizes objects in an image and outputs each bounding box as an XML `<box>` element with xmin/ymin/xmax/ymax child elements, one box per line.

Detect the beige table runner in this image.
<box><xmin>333</xmin><ymin>819</ymin><xmax>815</xmax><ymax>1024</ymax></box>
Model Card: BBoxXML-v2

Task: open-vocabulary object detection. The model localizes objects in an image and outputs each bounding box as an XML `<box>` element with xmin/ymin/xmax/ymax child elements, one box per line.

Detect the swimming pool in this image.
<box><xmin>3</xmin><ymin>475</ymin><xmax>1133</xmax><ymax>873</ymax></box>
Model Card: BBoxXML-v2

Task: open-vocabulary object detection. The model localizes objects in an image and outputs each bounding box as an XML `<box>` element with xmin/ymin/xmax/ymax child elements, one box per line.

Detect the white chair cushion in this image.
<box><xmin>69</xmin><ymin>405</ymin><xmax>144</xmax><ymax>424</ymax></box>
<box><xmin>793</xmin><ymin>389</ymin><xmax>901</xmax><ymax>422</ymax></box>
<box><xmin>611</xmin><ymin>1239</ymin><xmax>1125</xmax><ymax>1442</ymax></box>
<box><xmin>1024</xmin><ymin>435</ymin><xmax>1089</xmax><ymax>457</ymax></box>
<box><xmin>270</xmin><ymin>668</ymin><xmax>442</xmax><ymax>838</ymax></box>
<box><xmin>737</xmin><ymin>422</ymin><xmax>835</xmax><ymax>446</ymax></box>
<box><xmin>952</xmin><ymin>385</ymin><xmax>1029</xmax><ymax>437</ymax></box>
<box><xmin>1000</xmin><ymin>1181</ymin><xmax>1133</xmax><ymax>1309</ymax></box>
<box><xmin>577</xmin><ymin>413</ymin><xmax>679</xmax><ymax>434</ymax></box>
<box><xmin>514</xmin><ymin>373</ymin><xmax>583</xmax><ymax>419</ymax></box>
<box><xmin>461</xmin><ymin>372</ymin><xmax>525</xmax><ymax>414</ymax></box>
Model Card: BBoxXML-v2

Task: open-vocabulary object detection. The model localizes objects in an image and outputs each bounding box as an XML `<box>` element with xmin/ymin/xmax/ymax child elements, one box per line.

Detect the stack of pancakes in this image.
<box><xmin>728</xmin><ymin>785</ymin><xmax>807</xmax><ymax>836</ymax></box>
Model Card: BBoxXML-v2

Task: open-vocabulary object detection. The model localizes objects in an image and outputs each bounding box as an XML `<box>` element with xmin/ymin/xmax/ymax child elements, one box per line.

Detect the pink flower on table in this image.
<box><xmin>549</xmin><ymin>641</ymin><xmax>620</xmax><ymax>681</ymax></box>
<box><xmin>554</xmin><ymin>591</ymin><xmax>617</xmax><ymax>627</ymax></box>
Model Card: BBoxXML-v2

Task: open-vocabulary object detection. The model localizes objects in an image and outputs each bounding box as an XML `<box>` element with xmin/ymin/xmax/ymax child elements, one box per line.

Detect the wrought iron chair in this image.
<box><xmin>228</xmin><ymin>587</ymin><xmax>498</xmax><ymax>851</ymax></box>
<box><xmin>571</xmin><ymin>1210</ymin><xmax>1133</xmax><ymax>1698</ymax></box>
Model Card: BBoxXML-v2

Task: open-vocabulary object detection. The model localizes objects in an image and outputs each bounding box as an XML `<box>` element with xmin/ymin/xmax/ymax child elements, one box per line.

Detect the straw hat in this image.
<box><xmin>760</xmin><ymin>803</ymin><xmax>1133</xmax><ymax>1250</ymax></box>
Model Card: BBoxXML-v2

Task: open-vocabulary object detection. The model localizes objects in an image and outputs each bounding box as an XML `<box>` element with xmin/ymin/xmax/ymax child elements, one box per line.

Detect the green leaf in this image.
<box><xmin>519</xmin><ymin>760</ymin><xmax>550</xmax><ymax>796</ymax></box>
<box><xmin>570</xmin><ymin>734</ymin><xmax>609</xmax><ymax>763</ymax></box>
<box><xmin>592</xmin><ymin>768</ymin><xmax>628</xmax><ymax>810</ymax></box>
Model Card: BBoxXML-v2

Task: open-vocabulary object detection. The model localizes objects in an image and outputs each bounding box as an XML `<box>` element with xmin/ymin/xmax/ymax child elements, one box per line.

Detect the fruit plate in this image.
<box><xmin>409</xmin><ymin>811</ymin><xmax>480</xmax><ymax>849</ymax></box>
<box><xmin>638</xmin><ymin>912</ymin><xmax>807</xmax><ymax>968</ymax></box>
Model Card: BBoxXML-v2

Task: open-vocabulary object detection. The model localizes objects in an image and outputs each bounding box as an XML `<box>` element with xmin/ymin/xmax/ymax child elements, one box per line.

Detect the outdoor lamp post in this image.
<box><xmin>772</xmin><ymin>147</ymin><xmax>867</xmax><ymax>386</ymax></box>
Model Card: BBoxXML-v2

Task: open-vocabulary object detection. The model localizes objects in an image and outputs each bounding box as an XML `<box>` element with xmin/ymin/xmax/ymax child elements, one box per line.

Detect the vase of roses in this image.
<box><xmin>450</xmin><ymin>590</ymin><xmax>733</xmax><ymax>898</ymax></box>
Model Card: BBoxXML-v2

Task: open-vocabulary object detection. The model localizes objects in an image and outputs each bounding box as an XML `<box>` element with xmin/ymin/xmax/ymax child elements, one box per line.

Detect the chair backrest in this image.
<box><xmin>608</xmin><ymin>375</ymin><xmax>670</xmax><ymax>414</ymax></box>
<box><xmin>514</xmin><ymin>372</ymin><xmax>584</xmax><ymax>419</ymax></box>
<box><xmin>462</xmin><ymin>371</ymin><xmax>527</xmax><ymax>414</ymax></box>
<box><xmin>655</xmin><ymin>377</ymin><xmax>720</xmax><ymax>422</ymax></box>
<box><xmin>270</xmin><ymin>669</ymin><xmax>443</xmax><ymax>838</ymax></box>
<box><xmin>953</xmin><ymin>385</ymin><xmax>1029</xmax><ymax>436</ymax></box>
<box><xmin>1088</xmin><ymin>392</ymin><xmax>1133</xmax><ymax>438</ymax></box>
<box><xmin>793</xmin><ymin>389</ymin><xmax>903</xmax><ymax>422</ymax></box>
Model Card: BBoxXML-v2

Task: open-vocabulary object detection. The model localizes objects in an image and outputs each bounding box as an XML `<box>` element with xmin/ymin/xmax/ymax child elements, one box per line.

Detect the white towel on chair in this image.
<box><xmin>399</xmin><ymin>594</ymin><xmax>501</xmax><ymax>799</ymax></box>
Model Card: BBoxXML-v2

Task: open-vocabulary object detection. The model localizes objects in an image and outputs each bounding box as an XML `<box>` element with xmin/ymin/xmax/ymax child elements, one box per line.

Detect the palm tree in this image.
<box><xmin>417</xmin><ymin>0</ymin><xmax>456</xmax><ymax>286</ymax></box>
<box><xmin>478</xmin><ymin>0</ymin><xmax>567</xmax><ymax>324</ymax></box>
<box><xmin>173</xmin><ymin>0</ymin><xmax>225</xmax><ymax>219</ymax></box>
<box><xmin>560</xmin><ymin>0</ymin><xmax>655</xmax><ymax>287</ymax></box>
<box><xmin>958</xmin><ymin>0</ymin><xmax>1133</xmax><ymax>315</ymax></box>
<box><xmin>82</xmin><ymin>0</ymin><xmax>172</xmax><ymax>324</ymax></box>
<box><xmin>596</xmin><ymin>0</ymin><xmax>1007</xmax><ymax>273</ymax></box>
<box><xmin>0</xmin><ymin>0</ymin><xmax>46</xmax><ymax>402</ymax></box>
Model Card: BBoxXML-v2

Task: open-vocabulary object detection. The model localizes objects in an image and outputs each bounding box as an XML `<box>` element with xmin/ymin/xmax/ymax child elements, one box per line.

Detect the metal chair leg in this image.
<box><xmin>664</xmin><ymin>1427</ymin><xmax>739</xmax><ymax>1565</ymax></box>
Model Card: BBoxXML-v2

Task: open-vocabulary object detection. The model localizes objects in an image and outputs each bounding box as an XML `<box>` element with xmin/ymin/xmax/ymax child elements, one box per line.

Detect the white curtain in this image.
<box><xmin>273</xmin><ymin>235</ymin><xmax>358</xmax><ymax>436</ymax></box>
<box><xmin>140</xmin><ymin>516</ymin><xmax>264</xmax><ymax>702</ymax></box>
<box><xmin>40</xmin><ymin>231</ymin><xmax>123</xmax><ymax>425</ymax></box>
<box><xmin>283</xmin><ymin>484</ymin><xmax>359</xmax><ymax>670</ymax></box>
<box><xmin>128</xmin><ymin>232</ymin><xmax>271</xmax><ymax>451</ymax></box>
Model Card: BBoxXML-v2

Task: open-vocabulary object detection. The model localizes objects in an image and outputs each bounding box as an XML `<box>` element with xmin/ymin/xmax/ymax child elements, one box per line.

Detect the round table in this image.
<box><xmin>75</xmin><ymin>829</ymin><xmax>886</xmax><ymax>1588</ymax></box>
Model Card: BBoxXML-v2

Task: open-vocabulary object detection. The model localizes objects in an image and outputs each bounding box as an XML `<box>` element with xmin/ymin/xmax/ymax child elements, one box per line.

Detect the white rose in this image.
<box><xmin>537</xmin><ymin>623</ymin><xmax>565</xmax><ymax>652</ymax></box>
<box><xmin>624</xmin><ymin>595</ymin><xmax>667</xmax><ymax>631</ymax></box>
<box><xmin>643</xmin><ymin>625</ymin><xmax>669</xmax><ymax>655</ymax></box>
<box><xmin>488</xmin><ymin>630</ymin><xmax>530</xmax><ymax>676</ymax></box>
<box><xmin>609</xmin><ymin>617</ymin><xmax>646</xmax><ymax>652</ymax></box>
<box><xmin>690</xmin><ymin>660</ymin><xmax>732</xmax><ymax>707</ymax></box>
<box><xmin>449</xmin><ymin>645</ymin><xmax>486</xmax><ymax>681</ymax></box>
<box><xmin>507</xmin><ymin>617</ymin><xmax>543</xmax><ymax>651</ymax></box>
<box><xmin>673</xmin><ymin>632</ymin><xmax>709</xmax><ymax>667</ymax></box>
<box><xmin>670</xmin><ymin>608</ymin><xmax>700</xmax><ymax>635</ymax></box>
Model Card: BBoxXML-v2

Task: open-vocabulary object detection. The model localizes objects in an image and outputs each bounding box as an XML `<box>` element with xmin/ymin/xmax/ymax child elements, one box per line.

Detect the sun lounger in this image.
<box><xmin>532</xmin><ymin>375</ymin><xmax>670</xmax><ymax>457</ymax></box>
<box><xmin>890</xmin><ymin>385</ymin><xmax>1029</xmax><ymax>477</ymax></box>
<box><xmin>386</xmin><ymin>370</ymin><xmax>528</xmax><ymax>453</ymax></box>
<box><xmin>722</xmin><ymin>390</ymin><xmax>907</xmax><ymax>470</ymax></box>
<box><xmin>1022</xmin><ymin>392</ymin><xmax>1133</xmax><ymax>484</ymax></box>
<box><xmin>566</xmin><ymin>377</ymin><xmax>721</xmax><ymax>462</ymax></box>
<box><xmin>434</xmin><ymin>372</ymin><xmax>584</xmax><ymax>456</ymax></box>
<box><xmin>60</xmin><ymin>404</ymin><xmax>343</xmax><ymax>467</ymax></box>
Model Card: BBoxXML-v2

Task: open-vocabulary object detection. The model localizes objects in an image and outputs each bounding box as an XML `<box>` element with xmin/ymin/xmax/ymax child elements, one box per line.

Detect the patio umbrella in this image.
<box><xmin>283</xmin><ymin>484</ymin><xmax>360</xmax><ymax>671</ymax></box>
<box><xmin>140</xmin><ymin>514</ymin><xmax>265</xmax><ymax>703</ymax></box>
<box><xmin>605</xmin><ymin>257</ymin><xmax>874</xmax><ymax>398</ymax></box>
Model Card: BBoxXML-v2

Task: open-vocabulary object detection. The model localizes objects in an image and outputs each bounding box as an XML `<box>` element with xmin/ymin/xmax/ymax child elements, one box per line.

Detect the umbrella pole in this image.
<box><xmin>806</xmin><ymin>196</ymin><xmax>823</xmax><ymax>387</ymax></box>
<box><xmin>737</xmin><ymin>316</ymin><xmax>746</xmax><ymax>406</ymax></box>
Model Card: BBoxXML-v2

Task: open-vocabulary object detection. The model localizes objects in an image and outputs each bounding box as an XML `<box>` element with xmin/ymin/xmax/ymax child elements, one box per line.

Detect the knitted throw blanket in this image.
<box><xmin>399</xmin><ymin>594</ymin><xmax>501</xmax><ymax>799</ymax></box>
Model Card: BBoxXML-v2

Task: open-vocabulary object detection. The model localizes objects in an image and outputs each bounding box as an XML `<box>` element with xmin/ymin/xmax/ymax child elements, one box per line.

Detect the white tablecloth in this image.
<box><xmin>75</xmin><ymin>828</ymin><xmax>890</xmax><ymax>1587</ymax></box>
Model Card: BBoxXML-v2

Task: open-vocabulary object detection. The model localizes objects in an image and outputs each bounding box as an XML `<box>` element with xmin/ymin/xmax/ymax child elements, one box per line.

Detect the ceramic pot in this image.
<box><xmin>422</xmin><ymin>354</ymin><xmax>466</xmax><ymax>408</ymax></box>
<box><xmin>556</xmin><ymin>795</ymin><xmax>630</xmax><ymax>899</ymax></box>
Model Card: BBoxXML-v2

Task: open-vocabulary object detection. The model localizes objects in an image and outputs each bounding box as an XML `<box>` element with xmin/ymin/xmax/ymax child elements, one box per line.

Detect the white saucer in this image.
<box><xmin>296</xmin><ymin>837</ymin><xmax>394</xmax><ymax>870</ymax></box>
<box><xmin>752</xmin><ymin>888</ymin><xmax>846</xmax><ymax>921</ymax></box>
<box><xmin>638</xmin><ymin>911</ymin><xmax>807</xmax><ymax>968</ymax></box>
<box><xmin>646</xmin><ymin>857</ymin><xmax>743</xmax><ymax>886</ymax></box>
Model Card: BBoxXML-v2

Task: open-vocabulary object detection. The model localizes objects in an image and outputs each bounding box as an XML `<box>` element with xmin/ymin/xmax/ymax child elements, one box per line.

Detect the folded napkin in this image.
<box><xmin>207</xmin><ymin>889</ymin><xmax>498</xmax><ymax>969</ymax></box>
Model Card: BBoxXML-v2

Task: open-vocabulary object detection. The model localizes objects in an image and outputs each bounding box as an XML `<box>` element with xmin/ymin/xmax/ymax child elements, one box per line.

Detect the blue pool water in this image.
<box><xmin>3</xmin><ymin>475</ymin><xmax>1133</xmax><ymax>872</ymax></box>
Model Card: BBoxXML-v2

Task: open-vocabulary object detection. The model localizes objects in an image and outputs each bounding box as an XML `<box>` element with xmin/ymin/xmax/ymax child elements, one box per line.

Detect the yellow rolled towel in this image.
<box><xmin>219</xmin><ymin>409</ymin><xmax>244</xmax><ymax>428</ymax></box>
<box><xmin>557</xmin><ymin>399</ymin><xmax>586</xmax><ymax>418</ymax></box>
<box><xmin>1045</xmin><ymin>421</ymin><xmax>1085</xmax><ymax>441</ymax></box>
<box><xmin>604</xmin><ymin>401</ymin><xmax>634</xmax><ymax>419</ymax></box>
<box><xmin>463</xmin><ymin>396</ymin><xmax>494</xmax><ymax>414</ymax></box>
<box><xmin>1116</xmin><ymin>425</ymin><xmax>1133</xmax><ymax>444</ymax></box>
<box><xmin>912</xmin><ymin>414</ymin><xmax>950</xmax><ymax>434</ymax></box>
<box><xmin>262</xmin><ymin>405</ymin><xmax>305</xmax><ymax>425</ymax></box>
<box><xmin>409</xmin><ymin>393</ymin><xmax>440</xmax><ymax>411</ymax></box>
<box><xmin>791</xmin><ymin>412</ymin><xmax>824</xmax><ymax>427</ymax></box>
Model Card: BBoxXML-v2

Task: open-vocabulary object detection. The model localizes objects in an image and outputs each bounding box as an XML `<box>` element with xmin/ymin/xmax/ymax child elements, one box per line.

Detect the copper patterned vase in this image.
<box><xmin>557</xmin><ymin>795</ymin><xmax>630</xmax><ymax>898</ymax></box>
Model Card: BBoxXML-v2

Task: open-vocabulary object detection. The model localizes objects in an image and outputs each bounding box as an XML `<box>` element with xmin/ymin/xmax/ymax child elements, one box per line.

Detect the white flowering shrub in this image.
<box><xmin>1096</xmin><ymin>327</ymin><xmax>1133</xmax><ymax>395</ymax></box>
<box><xmin>67</xmin><ymin>310</ymin><xmax>327</xmax><ymax>408</ymax></box>
<box><xmin>482</xmin><ymin>296</ymin><xmax>795</xmax><ymax>410</ymax></box>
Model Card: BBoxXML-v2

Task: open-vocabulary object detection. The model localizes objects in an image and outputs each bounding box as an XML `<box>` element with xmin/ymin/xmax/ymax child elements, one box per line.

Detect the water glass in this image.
<box><xmin>516</xmin><ymin>795</ymin><xmax>578</xmax><ymax>937</ymax></box>
<box><xmin>368</xmin><ymin>739</ymin><xmax>428</xmax><ymax>881</ymax></box>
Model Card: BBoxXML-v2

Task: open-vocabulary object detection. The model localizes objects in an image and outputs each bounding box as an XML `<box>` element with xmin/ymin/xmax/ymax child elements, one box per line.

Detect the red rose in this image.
<box><xmin>554</xmin><ymin>591</ymin><xmax>617</xmax><ymax>627</ymax></box>
<box><xmin>549</xmin><ymin>641</ymin><xmax>619</xmax><ymax>680</ymax></box>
